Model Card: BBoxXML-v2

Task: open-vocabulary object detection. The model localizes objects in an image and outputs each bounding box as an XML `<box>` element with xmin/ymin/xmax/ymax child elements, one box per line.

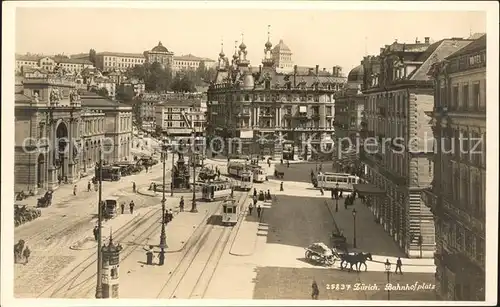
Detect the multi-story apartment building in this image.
<box><xmin>14</xmin><ymin>71</ymin><xmax>132</xmax><ymax>193</ymax></box>
<box><xmin>334</xmin><ymin>65</ymin><xmax>365</xmax><ymax>170</ymax></box>
<box><xmin>358</xmin><ymin>37</ymin><xmax>474</xmax><ymax>258</ymax></box>
<box><xmin>16</xmin><ymin>54</ymin><xmax>94</xmax><ymax>74</ymax></box>
<box><xmin>272</xmin><ymin>39</ymin><xmax>293</xmax><ymax>73</ymax></box>
<box><xmin>423</xmin><ymin>34</ymin><xmax>486</xmax><ymax>300</ymax></box>
<box><xmin>155</xmin><ymin>98</ymin><xmax>205</xmax><ymax>138</ymax></box>
<box><xmin>144</xmin><ymin>41</ymin><xmax>174</xmax><ymax>68</ymax></box>
<box><xmin>93</xmin><ymin>78</ymin><xmax>117</xmax><ymax>99</ymax></box>
<box><xmin>95</xmin><ymin>52</ymin><xmax>145</xmax><ymax>72</ymax></box>
<box><xmin>207</xmin><ymin>34</ymin><xmax>345</xmax><ymax>160</ymax></box>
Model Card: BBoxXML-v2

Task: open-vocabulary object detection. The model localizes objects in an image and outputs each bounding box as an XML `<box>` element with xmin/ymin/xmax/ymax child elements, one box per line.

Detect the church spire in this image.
<box><xmin>262</xmin><ymin>25</ymin><xmax>274</xmax><ymax>67</ymax></box>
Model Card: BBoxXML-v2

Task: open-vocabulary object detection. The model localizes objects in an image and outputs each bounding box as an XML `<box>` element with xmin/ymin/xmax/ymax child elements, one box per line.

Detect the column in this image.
<box><xmin>256</xmin><ymin>107</ymin><xmax>260</xmax><ymax>126</ymax></box>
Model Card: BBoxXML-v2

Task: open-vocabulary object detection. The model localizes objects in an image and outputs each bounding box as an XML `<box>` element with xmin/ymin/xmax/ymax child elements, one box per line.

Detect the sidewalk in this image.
<box><xmin>229</xmin><ymin>200</ymin><xmax>272</xmax><ymax>256</ymax></box>
<box><xmin>324</xmin><ymin>197</ymin><xmax>434</xmax><ymax>268</ymax></box>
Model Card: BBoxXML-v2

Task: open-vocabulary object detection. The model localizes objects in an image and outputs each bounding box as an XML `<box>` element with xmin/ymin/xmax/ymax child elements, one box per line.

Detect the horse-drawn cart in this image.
<box><xmin>304</xmin><ymin>242</ymin><xmax>338</xmax><ymax>266</ymax></box>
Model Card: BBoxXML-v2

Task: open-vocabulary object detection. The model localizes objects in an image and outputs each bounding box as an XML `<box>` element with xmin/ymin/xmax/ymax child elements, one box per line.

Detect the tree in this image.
<box><xmin>170</xmin><ymin>73</ymin><xmax>196</xmax><ymax>93</ymax></box>
<box><xmin>97</xmin><ymin>87</ymin><xmax>109</xmax><ymax>98</ymax></box>
<box><xmin>115</xmin><ymin>85</ymin><xmax>135</xmax><ymax>102</ymax></box>
<box><xmin>89</xmin><ymin>49</ymin><xmax>97</xmax><ymax>65</ymax></box>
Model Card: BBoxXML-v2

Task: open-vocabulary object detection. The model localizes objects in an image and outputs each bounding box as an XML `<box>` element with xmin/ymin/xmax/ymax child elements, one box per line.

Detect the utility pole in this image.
<box><xmin>191</xmin><ymin>150</ymin><xmax>198</xmax><ymax>213</ymax></box>
<box><xmin>159</xmin><ymin>143</ymin><xmax>167</xmax><ymax>265</ymax></box>
<box><xmin>95</xmin><ymin>148</ymin><xmax>103</xmax><ymax>299</ymax></box>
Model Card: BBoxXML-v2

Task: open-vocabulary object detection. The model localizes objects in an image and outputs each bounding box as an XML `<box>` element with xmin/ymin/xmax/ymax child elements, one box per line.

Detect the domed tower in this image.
<box><xmin>217</xmin><ymin>41</ymin><xmax>228</xmax><ymax>72</ymax></box>
<box><xmin>232</xmin><ymin>40</ymin><xmax>239</xmax><ymax>67</ymax></box>
<box><xmin>237</xmin><ymin>33</ymin><xmax>250</xmax><ymax>70</ymax></box>
<box><xmin>346</xmin><ymin>64</ymin><xmax>364</xmax><ymax>91</ymax></box>
<box><xmin>262</xmin><ymin>25</ymin><xmax>275</xmax><ymax>68</ymax></box>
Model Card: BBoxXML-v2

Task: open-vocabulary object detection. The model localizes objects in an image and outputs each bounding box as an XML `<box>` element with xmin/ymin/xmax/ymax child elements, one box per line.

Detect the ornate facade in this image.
<box><xmin>206</xmin><ymin>31</ymin><xmax>346</xmax><ymax>160</ymax></box>
<box><xmin>14</xmin><ymin>70</ymin><xmax>132</xmax><ymax>193</ymax></box>
<box><xmin>144</xmin><ymin>41</ymin><xmax>174</xmax><ymax>68</ymax></box>
<box><xmin>358</xmin><ymin>37</ymin><xmax>474</xmax><ymax>258</ymax></box>
<box><xmin>424</xmin><ymin>34</ymin><xmax>486</xmax><ymax>300</ymax></box>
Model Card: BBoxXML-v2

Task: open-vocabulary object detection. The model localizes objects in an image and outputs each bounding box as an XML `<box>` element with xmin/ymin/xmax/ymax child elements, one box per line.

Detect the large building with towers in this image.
<box><xmin>14</xmin><ymin>70</ymin><xmax>132</xmax><ymax>194</ymax></box>
<box><xmin>206</xmin><ymin>30</ymin><xmax>346</xmax><ymax>160</ymax></box>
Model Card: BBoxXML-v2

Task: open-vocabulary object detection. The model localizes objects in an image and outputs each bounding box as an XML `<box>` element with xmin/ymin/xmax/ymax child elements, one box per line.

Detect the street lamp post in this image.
<box><xmin>335</xmin><ymin>182</ymin><xmax>339</xmax><ymax>212</ymax></box>
<box><xmin>191</xmin><ymin>151</ymin><xmax>198</xmax><ymax>213</ymax></box>
<box><xmin>95</xmin><ymin>148</ymin><xmax>103</xmax><ymax>299</ymax></box>
<box><xmin>158</xmin><ymin>141</ymin><xmax>167</xmax><ymax>266</ymax></box>
<box><xmin>384</xmin><ymin>259</ymin><xmax>391</xmax><ymax>300</ymax></box>
<box><xmin>352</xmin><ymin>208</ymin><xmax>357</xmax><ymax>248</ymax></box>
<box><xmin>171</xmin><ymin>146</ymin><xmax>175</xmax><ymax>197</ymax></box>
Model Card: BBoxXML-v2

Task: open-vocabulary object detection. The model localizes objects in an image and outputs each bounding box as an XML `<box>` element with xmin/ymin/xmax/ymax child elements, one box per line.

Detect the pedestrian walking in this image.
<box><xmin>153</xmin><ymin>182</ymin><xmax>157</xmax><ymax>191</ymax></box>
<box><xmin>320</xmin><ymin>188</ymin><xmax>324</xmax><ymax>196</ymax></box>
<box><xmin>280</xmin><ymin>181</ymin><xmax>284</xmax><ymax>191</ymax></box>
<box><xmin>395</xmin><ymin>257</ymin><xmax>403</xmax><ymax>274</ymax></box>
<box><xmin>311</xmin><ymin>280</ymin><xmax>319</xmax><ymax>300</ymax></box>
<box><xmin>280</xmin><ymin>158</ymin><xmax>283</xmax><ymax>164</ymax></box>
<box><xmin>340</xmin><ymin>190</ymin><xmax>343</xmax><ymax>198</ymax></box>
<box><xmin>129</xmin><ymin>201</ymin><xmax>135</xmax><ymax>214</ymax></box>
<box><xmin>132</xmin><ymin>182</ymin><xmax>136</xmax><ymax>193</ymax></box>
<box><xmin>253</xmin><ymin>195</ymin><xmax>258</xmax><ymax>206</ymax></box>
<box><xmin>93</xmin><ymin>225</ymin><xmax>99</xmax><ymax>241</ymax></box>
<box><xmin>179</xmin><ymin>196</ymin><xmax>185</xmax><ymax>212</ymax></box>
<box><xmin>256</xmin><ymin>204</ymin><xmax>262</xmax><ymax>218</ymax></box>
<box><xmin>120</xmin><ymin>202</ymin><xmax>125</xmax><ymax>214</ymax></box>
<box><xmin>287</xmin><ymin>160</ymin><xmax>290</xmax><ymax>168</ymax></box>
<box><xmin>319</xmin><ymin>163</ymin><xmax>323</xmax><ymax>172</ymax></box>
<box><xmin>22</xmin><ymin>245</ymin><xmax>31</xmax><ymax>265</ymax></box>
<box><xmin>248</xmin><ymin>202</ymin><xmax>254</xmax><ymax>215</ymax></box>
<box><xmin>73</xmin><ymin>185</ymin><xmax>77</xmax><ymax>196</ymax></box>
<box><xmin>267</xmin><ymin>189</ymin><xmax>272</xmax><ymax>200</ymax></box>
<box><xmin>87</xmin><ymin>181</ymin><xmax>91</xmax><ymax>192</ymax></box>
<box><xmin>253</xmin><ymin>188</ymin><xmax>257</xmax><ymax>197</ymax></box>
<box><xmin>267</xmin><ymin>159</ymin><xmax>271</xmax><ymax>168</ymax></box>
<box><xmin>331</xmin><ymin>189</ymin><xmax>334</xmax><ymax>199</ymax></box>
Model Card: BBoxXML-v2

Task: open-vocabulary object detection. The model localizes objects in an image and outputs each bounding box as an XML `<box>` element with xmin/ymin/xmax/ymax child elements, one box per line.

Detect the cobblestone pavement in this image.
<box><xmin>273</xmin><ymin>161</ymin><xmax>336</xmax><ymax>183</ymax></box>
<box><xmin>13</xmin><ymin>163</ymin><xmax>167</xmax><ymax>298</ymax></box>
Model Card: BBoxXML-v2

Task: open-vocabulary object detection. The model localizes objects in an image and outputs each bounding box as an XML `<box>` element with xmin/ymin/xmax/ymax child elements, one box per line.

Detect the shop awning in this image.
<box><xmin>353</xmin><ymin>184</ymin><xmax>386</xmax><ymax>196</ymax></box>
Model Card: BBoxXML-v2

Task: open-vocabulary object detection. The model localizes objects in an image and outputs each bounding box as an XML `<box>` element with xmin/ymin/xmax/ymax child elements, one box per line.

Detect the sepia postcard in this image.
<box><xmin>1</xmin><ymin>1</ymin><xmax>498</xmax><ymax>306</ymax></box>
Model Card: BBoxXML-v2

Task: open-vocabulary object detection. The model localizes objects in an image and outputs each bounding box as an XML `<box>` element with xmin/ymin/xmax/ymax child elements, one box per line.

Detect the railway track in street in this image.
<box><xmin>156</xmin><ymin>191</ymin><xmax>250</xmax><ymax>299</ymax></box>
<box><xmin>37</xmin><ymin>206</ymin><xmax>163</xmax><ymax>298</ymax></box>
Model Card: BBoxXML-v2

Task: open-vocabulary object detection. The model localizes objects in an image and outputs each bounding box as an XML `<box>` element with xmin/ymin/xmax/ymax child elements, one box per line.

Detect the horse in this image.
<box><xmin>339</xmin><ymin>252</ymin><xmax>372</xmax><ymax>272</ymax></box>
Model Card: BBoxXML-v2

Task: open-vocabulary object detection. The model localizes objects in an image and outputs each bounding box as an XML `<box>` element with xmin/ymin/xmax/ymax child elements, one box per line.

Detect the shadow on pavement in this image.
<box><xmin>272</xmin><ymin>162</ymin><xmax>336</xmax><ymax>183</ymax></box>
<box><xmin>252</xmin><ymin>266</ymin><xmax>436</xmax><ymax>300</ymax></box>
<box><xmin>206</xmin><ymin>215</ymin><xmax>222</xmax><ymax>225</ymax></box>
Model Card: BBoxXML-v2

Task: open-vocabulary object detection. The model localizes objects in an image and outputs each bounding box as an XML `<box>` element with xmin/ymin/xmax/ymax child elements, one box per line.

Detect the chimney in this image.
<box><xmin>395</xmin><ymin>39</ymin><xmax>398</xmax><ymax>43</ymax></box>
<box><xmin>315</xmin><ymin>65</ymin><xmax>319</xmax><ymax>75</ymax></box>
<box><xmin>259</xmin><ymin>65</ymin><xmax>262</xmax><ymax>74</ymax></box>
<box><xmin>424</xmin><ymin>37</ymin><xmax>430</xmax><ymax>44</ymax></box>
<box><xmin>293</xmin><ymin>65</ymin><xmax>297</xmax><ymax>87</ymax></box>
<box><xmin>415</xmin><ymin>37</ymin><xmax>420</xmax><ymax>44</ymax></box>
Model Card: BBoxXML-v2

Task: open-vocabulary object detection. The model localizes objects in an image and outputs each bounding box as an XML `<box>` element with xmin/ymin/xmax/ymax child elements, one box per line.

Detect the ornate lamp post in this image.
<box><xmin>384</xmin><ymin>259</ymin><xmax>391</xmax><ymax>300</ymax></box>
<box><xmin>190</xmin><ymin>135</ymin><xmax>198</xmax><ymax>213</ymax></box>
<box><xmin>158</xmin><ymin>138</ymin><xmax>167</xmax><ymax>266</ymax></box>
<box><xmin>352</xmin><ymin>208</ymin><xmax>357</xmax><ymax>248</ymax></box>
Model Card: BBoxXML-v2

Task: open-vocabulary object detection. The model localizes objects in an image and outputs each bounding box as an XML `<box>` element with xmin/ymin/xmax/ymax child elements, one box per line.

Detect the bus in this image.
<box><xmin>316</xmin><ymin>172</ymin><xmax>360</xmax><ymax>192</ymax></box>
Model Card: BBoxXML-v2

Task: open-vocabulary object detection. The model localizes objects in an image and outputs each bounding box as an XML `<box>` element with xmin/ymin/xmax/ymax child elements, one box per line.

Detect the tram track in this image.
<box><xmin>156</xmin><ymin>191</ymin><xmax>249</xmax><ymax>299</ymax></box>
<box><xmin>37</xmin><ymin>206</ymin><xmax>162</xmax><ymax>298</ymax></box>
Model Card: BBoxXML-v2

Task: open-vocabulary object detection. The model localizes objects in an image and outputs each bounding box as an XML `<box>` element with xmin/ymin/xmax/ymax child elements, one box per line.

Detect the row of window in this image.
<box><xmin>216</xmin><ymin>93</ymin><xmax>337</xmax><ymax>103</ymax></box>
<box><xmin>440</xmin><ymin>220</ymin><xmax>484</xmax><ymax>267</ymax></box>
<box><xmin>103</xmin><ymin>56</ymin><xmax>144</xmax><ymax>63</ymax></box>
<box><xmin>444</xmin><ymin>81</ymin><xmax>485</xmax><ymax>111</ymax></box>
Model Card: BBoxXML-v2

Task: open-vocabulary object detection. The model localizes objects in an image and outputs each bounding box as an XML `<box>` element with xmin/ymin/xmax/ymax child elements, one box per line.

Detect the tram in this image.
<box><xmin>239</xmin><ymin>170</ymin><xmax>253</xmax><ymax>191</ymax></box>
<box><xmin>221</xmin><ymin>197</ymin><xmax>239</xmax><ymax>226</ymax></box>
<box><xmin>316</xmin><ymin>172</ymin><xmax>360</xmax><ymax>192</ymax></box>
<box><xmin>248</xmin><ymin>165</ymin><xmax>266</xmax><ymax>183</ymax></box>
<box><xmin>227</xmin><ymin>162</ymin><xmax>246</xmax><ymax>177</ymax></box>
<box><xmin>201</xmin><ymin>180</ymin><xmax>233</xmax><ymax>202</ymax></box>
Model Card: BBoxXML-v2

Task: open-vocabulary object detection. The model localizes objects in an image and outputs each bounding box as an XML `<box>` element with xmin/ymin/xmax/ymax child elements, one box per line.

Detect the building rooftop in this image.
<box><xmin>272</xmin><ymin>39</ymin><xmax>291</xmax><ymax>53</ymax></box>
<box><xmin>446</xmin><ymin>34</ymin><xmax>486</xmax><ymax>59</ymax></box>
<box><xmin>410</xmin><ymin>38</ymin><xmax>475</xmax><ymax>80</ymax></box>
<box><xmin>97</xmin><ymin>52</ymin><xmax>145</xmax><ymax>58</ymax></box>
<box><xmin>151</xmin><ymin>41</ymin><xmax>170</xmax><ymax>53</ymax></box>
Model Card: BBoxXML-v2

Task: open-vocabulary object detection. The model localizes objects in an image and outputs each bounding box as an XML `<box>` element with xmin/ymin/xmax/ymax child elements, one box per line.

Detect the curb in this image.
<box><xmin>165</xmin><ymin>209</ymin><xmax>213</xmax><ymax>254</ymax></box>
<box><xmin>228</xmin><ymin>201</ymin><xmax>266</xmax><ymax>257</ymax></box>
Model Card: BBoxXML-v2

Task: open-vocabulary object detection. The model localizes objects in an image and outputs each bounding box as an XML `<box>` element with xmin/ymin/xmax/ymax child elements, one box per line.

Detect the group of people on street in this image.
<box><xmin>14</xmin><ymin>240</ymin><xmax>31</xmax><ymax>265</ymax></box>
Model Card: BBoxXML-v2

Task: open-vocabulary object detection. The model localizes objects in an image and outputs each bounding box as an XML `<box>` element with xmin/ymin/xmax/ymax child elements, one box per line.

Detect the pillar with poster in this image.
<box><xmin>101</xmin><ymin>232</ymin><xmax>123</xmax><ymax>298</ymax></box>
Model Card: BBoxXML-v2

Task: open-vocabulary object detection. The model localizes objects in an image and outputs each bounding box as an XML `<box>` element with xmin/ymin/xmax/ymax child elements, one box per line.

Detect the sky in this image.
<box><xmin>15</xmin><ymin>4</ymin><xmax>486</xmax><ymax>74</ymax></box>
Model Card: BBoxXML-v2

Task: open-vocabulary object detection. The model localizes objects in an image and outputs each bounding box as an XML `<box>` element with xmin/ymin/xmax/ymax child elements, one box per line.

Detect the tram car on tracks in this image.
<box><xmin>316</xmin><ymin>172</ymin><xmax>360</xmax><ymax>192</ymax></box>
<box><xmin>227</xmin><ymin>162</ymin><xmax>254</xmax><ymax>191</ymax></box>
<box><xmin>201</xmin><ymin>180</ymin><xmax>233</xmax><ymax>202</ymax></box>
<box><xmin>248</xmin><ymin>165</ymin><xmax>266</xmax><ymax>183</ymax></box>
<box><xmin>221</xmin><ymin>197</ymin><xmax>239</xmax><ymax>226</ymax></box>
